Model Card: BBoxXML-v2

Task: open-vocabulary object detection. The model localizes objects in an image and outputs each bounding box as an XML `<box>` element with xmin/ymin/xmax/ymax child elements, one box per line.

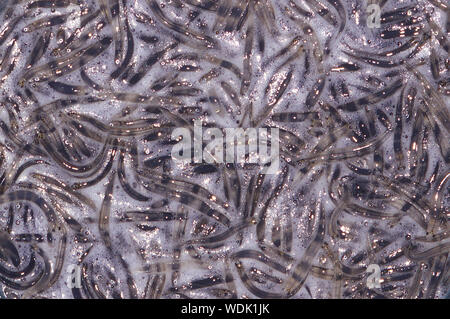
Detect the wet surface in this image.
<box><xmin>0</xmin><ymin>0</ymin><xmax>448</xmax><ymax>299</ymax></box>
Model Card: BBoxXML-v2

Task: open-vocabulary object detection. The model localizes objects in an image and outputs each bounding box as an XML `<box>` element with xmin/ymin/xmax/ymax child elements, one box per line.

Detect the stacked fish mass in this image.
<box><xmin>0</xmin><ymin>0</ymin><xmax>448</xmax><ymax>298</ymax></box>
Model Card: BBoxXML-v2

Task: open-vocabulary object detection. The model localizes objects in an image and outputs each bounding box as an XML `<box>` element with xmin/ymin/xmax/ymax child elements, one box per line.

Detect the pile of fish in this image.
<box><xmin>0</xmin><ymin>0</ymin><xmax>448</xmax><ymax>299</ymax></box>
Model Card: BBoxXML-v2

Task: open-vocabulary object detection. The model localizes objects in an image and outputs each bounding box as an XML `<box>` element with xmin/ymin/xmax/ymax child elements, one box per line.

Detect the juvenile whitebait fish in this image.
<box><xmin>330</xmin><ymin>62</ymin><xmax>360</xmax><ymax>72</ymax></box>
<box><xmin>1</xmin><ymin>102</ymin><xmax>19</xmax><ymax>134</ymax></box>
<box><xmin>337</xmin><ymin>79</ymin><xmax>403</xmax><ymax>112</ymax></box>
<box><xmin>71</xmin><ymin>142</ymin><xmax>117</xmax><ymax>189</ymax></box>
<box><xmin>53</xmin><ymin>10</ymin><xmax>103</xmax><ymax>56</ymax></box>
<box><xmin>311</xmin><ymin>124</ymin><xmax>351</xmax><ymax>154</ymax></box>
<box><xmin>26</xmin><ymin>0</ymin><xmax>76</xmax><ymax>9</ymax></box>
<box><xmin>171</xmin><ymin>275</ymin><xmax>226</xmax><ymax>292</ymax></box>
<box><xmin>305</xmin><ymin>75</ymin><xmax>326</xmax><ymax>109</ymax></box>
<box><xmin>325</xmin><ymin>0</ymin><xmax>346</xmax><ymax>32</ymax></box>
<box><xmin>0</xmin><ymin>14</ymin><xmax>25</xmax><ymax>47</ymax></box>
<box><xmin>110</xmin><ymin>15</ymin><xmax>134</xmax><ymax>79</ymax></box>
<box><xmin>425</xmin><ymin>253</ymin><xmax>448</xmax><ymax>298</ymax></box>
<box><xmin>271</xmin><ymin>217</ymin><xmax>282</xmax><ymax>247</ymax></box>
<box><xmin>276</xmin><ymin>127</ymin><xmax>306</xmax><ymax>155</ymax></box>
<box><xmin>0</xmin><ymin>121</ymin><xmax>46</xmax><ymax>157</ymax></box>
<box><xmin>430</xmin><ymin>48</ymin><xmax>440</xmax><ymax>80</ymax></box>
<box><xmin>140</xmin><ymin>168</ymin><xmax>230</xmax><ymax>210</ymax></box>
<box><xmin>0</xmin><ymin>247</ymin><xmax>36</xmax><ymax>278</ymax></box>
<box><xmin>148</xmin><ymin>0</ymin><xmax>217</xmax><ymax>48</ymax></box>
<box><xmin>305</xmin><ymin>0</ymin><xmax>338</xmax><ymax>27</ymax></box>
<box><xmin>118</xmin><ymin>150</ymin><xmax>150</xmax><ymax>202</ymax></box>
<box><xmin>233</xmin><ymin>260</ymin><xmax>285</xmax><ymax>298</ymax></box>
<box><xmin>345</xmin><ymin>52</ymin><xmax>404</xmax><ymax>69</ymax></box>
<box><xmin>416</xmin><ymin>230</ymin><xmax>450</xmax><ymax>243</ymax></box>
<box><xmin>23</xmin><ymin>37</ymin><xmax>113</xmax><ymax>83</ymax></box>
<box><xmin>380</xmin><ymin>24</ymin><xmax>424</xmax><ymax>40</ymax></box>
<box><xmin>0</xmin><ymin>231</ymin><xmax>20</xmax><ymax>267</ymax></box>
<box><xmin>145</xmin><ymin>274</ymin><xmax>166</xmax><ymax>299</ymax></box>
<box><xmin>98</xmin><ymin>174</ymin><xmax>115</xmax><ymax>250</ymax></box>
<box><xmin>225</xmin><ymin>1</ymin><xmax>248</xmax><ymax>32</ymax></box>
<box><xmin>48</xmin><ymin>81</ymin><xmax>88</xmax><ymax>95</ymax></box>
<box><xmin>409</xmin><ymin>109</ymin><xmax>424</xmax><ymax>176</ymax></box>
<box><xmin>422</xmin><ymin>105</ymin><xmax>450</xmax><ymax>163</ymax></box>
<box><xmin>151</xmin><ymin>73</ymin><xmax>179</xmax><ymax>91</ymax></box>
<box><xmin>138</xmin><ymin>173</ymin><xmax>231</xmax><ymax>226</ymax></box>
<box><xmin>171</xmin><ymin>86</ymin><xmax>202</xmax><ymax>97</ymax></box>
<box><xmin>121</xmin><ymin>211</ymin><xmax>186</xmax><ymax>223</ymax></box>
<box><xmin>344</xmin><ymin>202</ymin><xmax>402</xmax><ymax>221</ymax></box>
<box><xmin>68</xmin><ymin>112</ymin><xmax>173</xmax><ymax>137</ymax></box>
<box><xmin>406</xmin><ymin>243</ymin><xmax>450</xmax><ymax>262</ymax></box>
<box><xmin>263</xmin><ymin>36</ymin><xmax>302</xmax><ymax>68</ymax></box>
<box><xmin>143</xmin><ymin>155</ymin><xmax>171</xmax><ymax>169</ymax></box>
<box><xmin>377</xmin><ymin>37</ymin><xmax>421</xmax><ymax>58</ymax></box>
<box><xmin>128</xmin><ymin>42</ymin><xmax>178</xmax><ymax>86</ymax></box>
<box><xmin>426</xmin><ymin>14</ymin><xmax>449</xmax><ymax>53</ymax></box>
<box><xmin>285</xmin><ymin>202</ymin><xmax>325</xmax><ymax>297</ymax></box>
<box><xmin>183</xmin><ymin>218</ymin><xmax>256</xmax><ymax>246</ymax></box>
<box><xmin>282</xmin><ymin>215</ymin><xmax>293</xmax><ymax>252</ymax></box>
<box><xmin>0</xmin><ymin>244</ymin><xmax>48</xmax><ymax>292</ymax></box>
<box><xmin>223</xmin><ymin>164</ymin><xmax>241</xmax><ymax>209</ymax></box>
<box><xmin>289</xmin><ymin>0</ymin><xmax>313</xmax><ymax>18</ymax></box>
<box><xmin>212</xmin><ymin>0</ymin><xmax>232</xmax><ymax>30</ymax></box>
<box><xmin>25</xmin><ymin>31</ymin><xmax>51</xmax><ymax>70</ymax></box>
<box><xmin>17</xmin><ymin>181</ymin><xmax>78</xmax><ymax>208</ymax></box>
<box><xmin>405</xmin><ymin>86</ymin><xmax>417</xmax><ymax>121</ymax></box>
<box><xmin>182</xmin><ymin>0</ymin><xmax>218</xmax><ymax>11</ymax></box>
<box><xmin>0</xmin><ymin>36</ymin><xmax>17</xmax><ymax>73</ymax></box>
<box><xmin>5</xmin><ymin>159</ymin><xmax>49</xmax><ymax>191</ymax></box>
<box><xmin>256</xmin><ymin>167</ymin><xmax>288</xmax><ymax>243</ymax></box>
<box><xmin>203</xmin><ymin>54</ymin><xmax>243</xmax><ymax>80</ymax></box>
<box><xmin>254</xmin><ymin>68</ymin><xmax>293</xmax><ymax>125</ymax></box>
<box><xmin>221</xmin><ymin>81</ymin><xmax>241</xmax><ymax>108</ymax></box>
<box><xmin>393</xmin><ymin>88</ymin><xmax>405</xmax><ymax>169</ymax></box>
<box><xmin>39</xmin><ymin>132</ymin><xmax>111</xmax><ymax>174</ymax></box>
<box><xmin>108</xmin><ymin>0</ymin><xmax>125</xmax><ymax>66</ymax></box>
<box><xmin>406</xmin><ymin>31</ymin><xmax>432</xmax><ymax>59</ymax></box>
<box><xmin>407</xmin><ymin>64</ymin><xmax>450</xmax><ymax>133</ymax></box>
<box><xmin>140</xmin><ymin>34</ymin><xmax>159</xmax><ymax>44</ymax></box>
<box><xmin>199</xmin><ymin>68</ymin><xmax>220</xmax><ymax>83</ymax></box>
<box><xmin>23</xmin><ymin>13</ymin><xmax>71</xmax><ymax>33</ymax></box>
